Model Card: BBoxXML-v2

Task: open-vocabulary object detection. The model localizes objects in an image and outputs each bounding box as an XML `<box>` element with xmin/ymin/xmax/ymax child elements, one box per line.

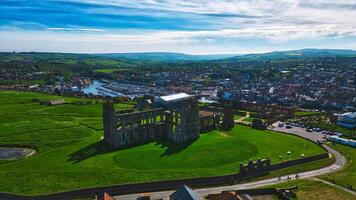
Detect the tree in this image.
<box><xmin>252</xmin><ymin>118</ymin><xmax>266</xmax><ymax>130</ymax></box>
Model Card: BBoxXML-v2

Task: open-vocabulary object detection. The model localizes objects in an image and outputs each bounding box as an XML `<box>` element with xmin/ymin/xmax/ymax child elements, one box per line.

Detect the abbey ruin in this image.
<box><xmin>103</xmin><ymin>93</ymin><xmax>233</xmax><ymax>148</ymax></box>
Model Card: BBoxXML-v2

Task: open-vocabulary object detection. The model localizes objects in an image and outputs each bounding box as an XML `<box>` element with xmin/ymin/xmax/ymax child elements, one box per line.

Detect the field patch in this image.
<box><xmin>0</xmin><ymin>91</ymin><xmax>326</xmax><ymax>195</ymax></box>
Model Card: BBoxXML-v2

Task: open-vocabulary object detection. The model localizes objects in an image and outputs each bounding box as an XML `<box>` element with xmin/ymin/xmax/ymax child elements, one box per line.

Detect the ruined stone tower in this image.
<box><xmin>221</xmin><ymin>103</ymin><xmax>234</xmax><ymax>131</ymax></box>
<box><xmin>162</xmin><ymin>96</ymin><xmax>200</xmax><ymax>144</ymax></box>
<box><xmin>103</xmin><ymin>100</ymin><xmax>117</xmax><ymax>145</ymax></box>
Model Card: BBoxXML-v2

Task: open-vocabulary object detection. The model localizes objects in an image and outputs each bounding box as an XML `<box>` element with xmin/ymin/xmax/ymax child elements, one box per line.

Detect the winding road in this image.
<box><xmin>114</xmin><ymin>122</ymin><xmax>349</xmax><ymax>200</ymax></box>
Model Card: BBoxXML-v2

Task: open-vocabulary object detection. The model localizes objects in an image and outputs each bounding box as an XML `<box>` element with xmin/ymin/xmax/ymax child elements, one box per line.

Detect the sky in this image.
<box><xmin>0</xmin><ymin>0</ymin><xmax>356</xmax><ymax>54</ymax></box>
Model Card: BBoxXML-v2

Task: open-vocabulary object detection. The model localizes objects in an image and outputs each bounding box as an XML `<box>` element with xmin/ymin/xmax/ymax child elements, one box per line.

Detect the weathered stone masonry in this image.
<box><xmin>103</xmin><ymin>103</ymin><xmax>171</xmax><ymax>148</ymax></box>
<box><xmin>103</xmin><ymin>94</ymin><xmax>233</xmax><ymax>148</ymax></box>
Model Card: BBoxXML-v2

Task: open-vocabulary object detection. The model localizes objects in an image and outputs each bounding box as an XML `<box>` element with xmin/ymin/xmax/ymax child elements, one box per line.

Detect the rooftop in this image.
<box><xmin>159</xmin><ymin>93</ymin><xmax>191</xmax><ymax>102</ymax></box>
<box><xmin>341</xmin><ymin>112</ymin><xmax>356</xmax><ymax>119</ymax></box>
<box><xmin>170</xmin><ymin>185</ymin><xmax>201</xmax><ymax>200</ymax></box>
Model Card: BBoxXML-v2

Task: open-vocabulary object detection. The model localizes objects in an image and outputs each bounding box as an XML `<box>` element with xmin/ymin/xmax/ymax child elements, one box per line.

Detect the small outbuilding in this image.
<box><xmin>40</xmin><ymin>99</ymin><xmax>65</xmax><ymax>106</ymax></box>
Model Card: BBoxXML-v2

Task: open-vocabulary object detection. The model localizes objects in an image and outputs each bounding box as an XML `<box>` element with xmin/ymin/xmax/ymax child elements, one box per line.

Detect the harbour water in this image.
<box><xmin>82</xmin><ymin>80</ymin><xmax>123</xmax><ymax>97</ymax></box>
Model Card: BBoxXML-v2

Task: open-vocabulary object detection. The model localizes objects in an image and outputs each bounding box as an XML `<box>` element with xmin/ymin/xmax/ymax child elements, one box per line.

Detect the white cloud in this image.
<box><xmin>1</xmin><ymin>24</ymin><xmax>355</xmax><ymax>53</ymax></box>
<box><xmin>40</xmin><ymin>24</ymin><xmax>356</xmax><ymax>44</ymax></box>
<box><xmin>1</xmin><ymin>0</ymin><xmax>356</xmax><ymax>53</ymax></box>
<box><xmin>67</xmin><ymin>0</ymin><xmax>356</xmax><ymax>34</ymax></box>
<box><xmin>47</xmin><ymin>28</ymin><xmax>106</xmax><ymax>32</ymax></box>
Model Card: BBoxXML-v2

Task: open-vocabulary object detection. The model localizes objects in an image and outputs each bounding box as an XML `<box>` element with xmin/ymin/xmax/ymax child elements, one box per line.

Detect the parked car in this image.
<box><xmin>306</xmin><ymin>129</ymin><xmax>313</xmax><ymax>132</ymax></box>
<box><xmin>314</xmin><ymin>128</ymin><xmax>322</xmax><ymax>132</ymax></box>
<box><xmin>335</xmin><ymin>132</ymin><xmax>343</xmax><ymax>136</ymax></box>
<box><xmin>278</xmin><ymin>122</ymin><xmax>284</xmax><ymax>127</ymax></box>
<box><xmin>286</xmin><ymin>125</ymin><xmax>292</xmax><ymax>129</ymax></box>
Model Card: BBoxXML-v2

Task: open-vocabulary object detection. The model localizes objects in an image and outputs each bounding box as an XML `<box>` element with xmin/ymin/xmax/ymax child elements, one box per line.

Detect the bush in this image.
<box><xmin>252</xmin><ymin>118</ymin><xmax>266</xmax><ymax>130</ymax></box>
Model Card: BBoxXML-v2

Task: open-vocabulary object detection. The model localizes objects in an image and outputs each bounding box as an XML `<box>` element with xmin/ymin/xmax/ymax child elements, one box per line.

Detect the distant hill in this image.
<box><xmin>94</xmin><ymin>52</ymin><xmax>237</xmax><ymax>61</ymax></box>
<box><xmin>227</xmin><ymin>49</ymin><xmax>356</xmax><ymax>61</ymax></box>
<box><xmin>2</xmin><ymin>49</ymin><xmax>355</xmax><ymax>64</ymax></box>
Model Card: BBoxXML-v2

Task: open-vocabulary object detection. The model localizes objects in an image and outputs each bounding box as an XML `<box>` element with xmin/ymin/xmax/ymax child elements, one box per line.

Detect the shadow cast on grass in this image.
<box><xmin>155</xmin><ymin>139</ymin><xmax>194</xmax><ymax>157</ymax></box>
<box><xmin>68</xmin><ymin>138</ymin><xmax>196</xmax><ymax>163</ymax></box>
<box><xmin>68</xmin><ymin>140</ymin><xmax>116</xmax><ymax>163</ymax></box>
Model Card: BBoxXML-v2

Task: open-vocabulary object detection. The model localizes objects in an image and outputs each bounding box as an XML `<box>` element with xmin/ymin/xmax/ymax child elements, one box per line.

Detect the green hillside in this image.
<box><xmin>0</xmin><ymin>91</ymin><xmax>326</xmax><ymax>195</ymax></box>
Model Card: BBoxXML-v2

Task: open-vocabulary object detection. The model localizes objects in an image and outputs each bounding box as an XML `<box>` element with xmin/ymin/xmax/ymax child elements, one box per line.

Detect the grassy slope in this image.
<box><xmin>263</xmin><ymin>179</ymin><xmax>355</xmax><ymax>200</ymax></box>
<box><xmin>234</xmin><ymin>115</ymin><xmax>245</xmax><ymax>120</ymax></box>
<box><xmin>0</xmin><ymin>91</ymin><xmax>326</xmax><ymax>195</ymax></box>
<box><xmin>294</xmin><ymin>110</ymin><xmax>321</xmax><ymax>116</ymax></box>
<box><xmin>243</xmin><ymin>117</ymin><xmax>254</xmax><ymax>122</ymax></box>
<box><xmin>320</xmin><ymin>143</ymin><xmax>356</xmax><ymax>189</ymax></box>
<box><xmin>94</xmin><ymin>68</ymin><xmax>131</xmax><ymax>73</ymax></box>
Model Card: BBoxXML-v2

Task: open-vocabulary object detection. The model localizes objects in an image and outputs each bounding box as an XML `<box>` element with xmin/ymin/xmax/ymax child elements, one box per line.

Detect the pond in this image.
<box><xmin>0</xmin><ymin>147</ymin><xmax>36</xmax><ymax>160</ymax></box>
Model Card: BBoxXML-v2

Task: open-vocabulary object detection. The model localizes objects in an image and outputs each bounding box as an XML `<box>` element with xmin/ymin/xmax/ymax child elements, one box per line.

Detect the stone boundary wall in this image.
<box><xmin>0</xmin><ymin>152</ymin><xmax>329</xmax><ymax>200</ymax></box>
<box><xmin>270</xmin><ymin>153</ymin><xmax>329</xmax><ymax>171</ymax></box>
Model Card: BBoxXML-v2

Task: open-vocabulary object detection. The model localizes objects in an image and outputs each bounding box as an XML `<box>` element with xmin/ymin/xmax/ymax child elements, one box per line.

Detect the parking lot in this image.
<box><xmin>269</xmin><ymin>121</ymin><xmax>326</xmax><ymax>143</ymax></box>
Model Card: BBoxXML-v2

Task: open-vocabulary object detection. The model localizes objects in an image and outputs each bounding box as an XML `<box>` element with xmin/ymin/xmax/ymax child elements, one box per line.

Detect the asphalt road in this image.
<box><xmin>114</xmin><ymin>123</ymin><xmax>347</xmax><ymax>200</ymax></box>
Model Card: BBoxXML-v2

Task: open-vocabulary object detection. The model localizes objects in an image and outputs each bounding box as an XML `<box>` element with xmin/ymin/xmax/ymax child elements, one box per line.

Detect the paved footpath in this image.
<box><xmin>115</xmin><ymin>124</ymin><xmax>348</xmax><ymax>200</ymax></box>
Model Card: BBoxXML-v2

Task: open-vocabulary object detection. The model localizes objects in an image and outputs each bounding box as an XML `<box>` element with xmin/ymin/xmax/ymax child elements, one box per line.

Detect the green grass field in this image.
<box><xmin>234</xmin><ymin>114</ymin><xmax>245</xmax><ymax>120</ymax></box>
<box><xmin>242</xmin><ymin>117</ymin><xmax>266</xmax><ymax>123</ymax></box>
<box><xmin>320</xmin><ymin>143</ymin><xmax>356</xmax><ymax>189</ymax></box>
<box><xmin>294</xmin><ymin>110</ymin><xmax>321</xmax><ymax>116</ymax></box>
<box><xmin>242</xmin><ymin>117</ymin><xmax>254</xmax><ymax>122</ymax></box>
<box><xmin>0</xmin><ymin>91</ymin><xmax>326</xmax><ymax>195</ymax></box>
<box><xmin>264</xmin><ymin>179</ymin><xmax>355</xmax><ymax>200</ymax></box>
<box><xmin>94</xmin><ymin>68</ymin><xmax>131</xmax><ymax>73</ymax></box>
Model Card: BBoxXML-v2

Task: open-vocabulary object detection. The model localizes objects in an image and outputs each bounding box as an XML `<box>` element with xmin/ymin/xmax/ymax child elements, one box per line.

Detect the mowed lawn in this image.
<box><xmin>320</xmin><ymin>143</ymin><xmax>356</xmax><ymax>189</ymax></box>
<box><xmin>94</xmin><ymin>68</ymin><xmax>131</xmax><ymax>73</ymax></box>
<box><xmin>0</xmin><ymin>91</ymin><xmax>326</xmax><ymax>195</ymax></box>
<box><xmin>264</xmin><ymin>180</ymin><xmax>355</xmax><ymax>200</ymax></box>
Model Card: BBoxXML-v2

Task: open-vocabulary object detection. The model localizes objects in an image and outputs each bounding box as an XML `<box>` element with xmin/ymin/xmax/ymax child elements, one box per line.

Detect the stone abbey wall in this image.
<box><xmin>103</xmin><ymin>97</ymin><xmax>234</xmax><ymax>148</ymax></box>
<box><xmin>103</xmin><ymin>102</ymin><xmax>171</xmax><ymax>148</ymax></box>
<box><xmin>165</xmin><ymin>97</ymin><xmax>200</xmax><ymax>144</ymax></box>
<box><xmin>103</xmin><ymin>96</ymin><xmax>203</xmax><ymax>148</ymax></box>
<box><xmin>199</xmin><ymin>112</ymin><xmax>222</xmax><ymax>133</ymax></box>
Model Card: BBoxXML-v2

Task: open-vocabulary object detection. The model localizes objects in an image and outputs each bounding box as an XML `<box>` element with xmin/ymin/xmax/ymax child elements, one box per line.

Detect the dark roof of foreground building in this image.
<box><xmin>169</xmin><ymin>185</ymin><xmax>200</xmax><ymax>200</ymax></box>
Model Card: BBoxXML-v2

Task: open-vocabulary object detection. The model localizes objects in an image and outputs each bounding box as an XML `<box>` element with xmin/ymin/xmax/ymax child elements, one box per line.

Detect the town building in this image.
<box><xmin>337</xmin><ymin>112</ymin><xmax>356</xmax><ymax>129</ymax></box>
<box><xmin>328</xmin><ymin>136</ymin><xmax>356</xmax><ymax>147</ymax></box>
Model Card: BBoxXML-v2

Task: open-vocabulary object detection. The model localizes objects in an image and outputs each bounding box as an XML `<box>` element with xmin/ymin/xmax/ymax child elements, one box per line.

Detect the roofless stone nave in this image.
<box><xmin>103</xmin><ymin>93</ymin><xmax>234</xmax><ymax>148</ymax></box>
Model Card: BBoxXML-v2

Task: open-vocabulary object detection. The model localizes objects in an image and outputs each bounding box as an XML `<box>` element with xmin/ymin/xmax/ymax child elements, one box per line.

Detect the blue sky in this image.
<box><xmin>0</xmin><ymin>0</ymin><xmax>355</xmax><ymax>54</ymax></box>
